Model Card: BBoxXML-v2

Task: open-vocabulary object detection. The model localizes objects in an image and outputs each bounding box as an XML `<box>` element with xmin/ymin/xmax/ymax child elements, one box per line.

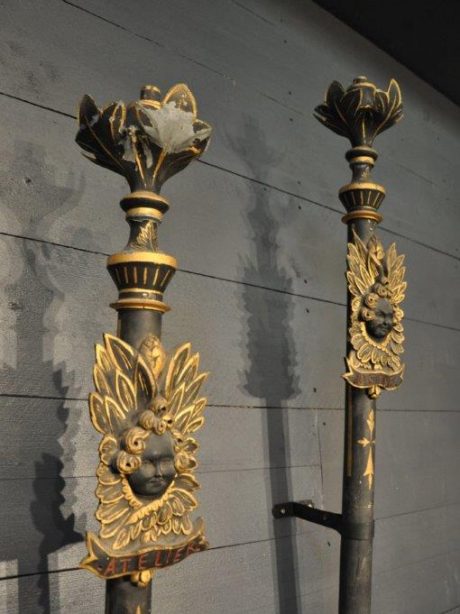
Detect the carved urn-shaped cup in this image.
<box><xmin>315</xmin><ymin>76</ymin><xmax>403</xmax><ymax>224</ymax></box>
<box><xmin>76</xmin><ymin>84</ymin><xmax>212</xmax><ymax>313</ymax></box>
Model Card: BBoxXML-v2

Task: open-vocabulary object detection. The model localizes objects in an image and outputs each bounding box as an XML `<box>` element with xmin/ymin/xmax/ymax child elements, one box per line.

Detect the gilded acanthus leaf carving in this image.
<box><xmin>81</xmin><ymin>333</ymin><xmax>208</xmax><ymax>578</ymax></box>
<box><xmin>76</xmin><ymin>83</ymin><xmax>212</xmax><ymax>193</ymax></box>
<box><xmin>314</xmin><ymin>77</ymin><xmax>403</xmax><ymax>147</ymax></box>
<box><xmin>344</xmin><ymin>231</ymin><xmax>406</xmax><ymax>397</ymax></box>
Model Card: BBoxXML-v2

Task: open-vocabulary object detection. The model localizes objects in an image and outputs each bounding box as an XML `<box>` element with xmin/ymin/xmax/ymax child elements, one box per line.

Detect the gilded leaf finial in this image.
<box><xmin>76</xmin><ymin>83</ymin><xmax>212</xmax><ymax>193</ymax></box>
<box><xmin>314</xmin><ymin>76</ymin><xmax>403</xmax><ymax>147</ymax></box>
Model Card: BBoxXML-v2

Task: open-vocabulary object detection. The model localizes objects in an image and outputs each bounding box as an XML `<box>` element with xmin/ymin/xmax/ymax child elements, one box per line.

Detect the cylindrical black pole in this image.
<box><xmin>105</xmin><ymin>309</ymin><xmax>164</xmax><ymax>614</ymax></box>
<box><xmin>314</xmin><ymin>77</ymin><xmax>405</xmax><ymax>614</ymax></box>
<box><xmin>339</xmin><ymin>217</ymin><xmax>377</xmax><ymax>614</ymax></box>
<box><xmin>106</xmin><ymin>575</ymin><xmax>152</xmax><ymax>614</ymax></box>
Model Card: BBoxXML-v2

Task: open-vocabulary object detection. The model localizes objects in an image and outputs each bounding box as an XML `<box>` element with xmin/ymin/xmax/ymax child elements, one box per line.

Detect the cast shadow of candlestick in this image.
<box><xmin>0</xmin><ymin>141</ymin><xmax>101</xmax><ymax>613</ymax></box>
<box><xmin>227</xmin><ymin>118</ymin><xmax>302</xmax><ymax>614</ymax></box>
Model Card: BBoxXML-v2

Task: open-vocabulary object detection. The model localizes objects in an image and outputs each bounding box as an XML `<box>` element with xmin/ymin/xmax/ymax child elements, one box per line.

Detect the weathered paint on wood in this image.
<box><xmin>0</xmin><ymin>95</ymin><xmax>458</xmax><ymax>330</ymax></box>
<box><xmin>0</xmin><ymin>397</ymin><xmax>321</xmax><ymax>480</ymax></box>
<box><xmin>0</xmin><ymin>234</ymin><xmax>459</xmax><ymax>412</ymax></box>
<box><xmin>319</xmin><ymin>410</ymin><xmax>460</xmax><ymax>517</ymax></box>
<box><xmin>0</xmin><ymin>0</ymin><xmax>459</xmax><ymax>257</ymax></box>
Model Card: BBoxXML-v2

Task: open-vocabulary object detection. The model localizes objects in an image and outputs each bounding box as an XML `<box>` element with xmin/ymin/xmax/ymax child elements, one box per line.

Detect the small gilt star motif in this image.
<box><xmin>357</xmin><ymin>409</ymin><xmax>375</xmax><ymax>489</ymax></box>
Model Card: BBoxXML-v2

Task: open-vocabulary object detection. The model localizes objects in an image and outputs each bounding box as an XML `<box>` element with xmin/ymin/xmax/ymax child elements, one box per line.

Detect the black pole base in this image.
<box><xmin>105</xmin><ymin>576</ymin><xmax>152</xmax><ymax>614</ymax></box>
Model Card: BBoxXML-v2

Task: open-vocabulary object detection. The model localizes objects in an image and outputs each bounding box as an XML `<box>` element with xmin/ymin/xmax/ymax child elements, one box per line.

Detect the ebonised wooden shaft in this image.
<box><xmin>105</xmin><ymin>309</ymin><xmax>162</xmax><ymax>614</ymax></box>
<box><xmin>338</xmin><ymin>218</ymin><xmax>377</xmax><ymax>614</ymax></box>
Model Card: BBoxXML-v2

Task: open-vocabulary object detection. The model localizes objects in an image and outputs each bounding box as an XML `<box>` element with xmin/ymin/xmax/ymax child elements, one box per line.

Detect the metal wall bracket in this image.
<box><xmin>272</xmin><ymin>500</ymin><xmax>374</xmax><ymax>541</ymax></box>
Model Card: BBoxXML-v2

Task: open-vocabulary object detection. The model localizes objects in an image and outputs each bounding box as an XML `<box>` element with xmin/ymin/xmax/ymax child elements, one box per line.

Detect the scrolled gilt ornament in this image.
<box><xmin>76</xmin><ymin>83</ymin><xmax>212</xmax><ymax>193</ymax></box>
<box><xmin>314</xmin><ymin>76</ymin><xmax>403</xmax><ymax>147</ymax></box>
<box><xmin>81</xmin><ymin>333</ymin><xmax>209</xmax><ymax>579</ymax></box>
<box><xmin>344</xmin><ymin>231</ymin><xmax>406</xmax><ymax>398</ymax></box>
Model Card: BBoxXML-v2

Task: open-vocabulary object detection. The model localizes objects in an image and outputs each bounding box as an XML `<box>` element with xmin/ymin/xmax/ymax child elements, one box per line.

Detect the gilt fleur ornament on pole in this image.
<box><xmin>273</xmin><ymin>77</ymin><xmax>406</xmax><ymax>614</ymax></box>
<box><xmin>76</xmin><ymin>84</ymin><xmax>212</xmax><ymax>614</ymax></box>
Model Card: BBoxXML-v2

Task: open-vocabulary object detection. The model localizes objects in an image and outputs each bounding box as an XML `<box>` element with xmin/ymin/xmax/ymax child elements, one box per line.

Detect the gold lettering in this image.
<box><xmin>138</xmin><ymin>553</ymin><xmax>148</xmax><ymax>571</ymax></box>
<box><xmin>104</xmin><ymin>558</ymin><xmax>118</xmax><ymax>577</ymax></box>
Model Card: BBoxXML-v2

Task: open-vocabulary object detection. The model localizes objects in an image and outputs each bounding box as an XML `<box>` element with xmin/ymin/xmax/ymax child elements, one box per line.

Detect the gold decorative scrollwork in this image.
<box><xmin>344</xmin><ymin>231</ymin><xmax>406</xmax><ymax>398</ymax></box>
<box><xmin>81</xmin><ymin>333</ymin><xmax>208</xmax><ymax>578</ymax></box>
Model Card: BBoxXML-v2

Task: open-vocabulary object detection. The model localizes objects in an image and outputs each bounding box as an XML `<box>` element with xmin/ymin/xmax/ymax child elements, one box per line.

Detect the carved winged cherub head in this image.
<box><xmin>90</xmin><ymin>334</ymin><xmax>207</xmax><ymax>552</ymax></box>
<box><xmin>346</xmin><ymin>232</ymin><xmax>406</xmax><ymax>374</ymax></box>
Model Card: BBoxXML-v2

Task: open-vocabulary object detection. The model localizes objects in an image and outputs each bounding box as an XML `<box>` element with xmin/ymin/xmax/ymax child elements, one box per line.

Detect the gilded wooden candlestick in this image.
<box><xmin>273</xmin><ymin>76</ymin><xmax>406</xmax><ymax>614</ymax></box>
<box><xmin>76</xmin><ymin>83</ymin><xmax>212</xmax><ymax>614</ymax></box>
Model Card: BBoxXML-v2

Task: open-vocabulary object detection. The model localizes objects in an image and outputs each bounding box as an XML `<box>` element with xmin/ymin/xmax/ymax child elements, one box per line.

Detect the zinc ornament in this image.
<box><xmin>81</xmin><ymin>334</ymin><xmax>208</xmax><ymax>580</ymax></box>
<box><xmin>76</xmin><ymin>83</ymin><xmax>212</xmax><ymax>192</ymax></box>
<box><xmin>344</xmin><ymin>231</ymin><xmax>406</xmax><ymax>398</ymax></box>
<box><xmin>75</xmin><ymin>83</ymin><xmax>212</xmax><ymax>605</ymax></box>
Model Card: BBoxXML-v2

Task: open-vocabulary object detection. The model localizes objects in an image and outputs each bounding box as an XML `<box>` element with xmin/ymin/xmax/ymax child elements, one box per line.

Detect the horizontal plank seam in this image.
<box><xmin>230</xmin><ymin>0</ymin><xmax>278</xmax><ymax>27</ymax></box>
<box><xmin>57</xmin><ymin>0</ymin><xmax>460</xmax><ymax>213</ymax></box>
<box><xmin>374</xmin><ymin>546</ymin><xmax>460</xmax><ymax>579</ymax></box>
<box><xmin>0</xmin><ymin>92</ymin><xmax>458</xmax><ymax>264</ymax></box>
<box><xmin>1</xmin><ymin>393</ymin><xmax>460</xmax><ymax>413</ymax></box>
<box><xmin>0</xmin><ymin>90</ymin><xmax>74</xmax><ymax>120</ymax></box>
<box><xmin>1</xmin><ymin>536</ymin><xmax>459</xmax><ymax>585</ymax></box>
<box><xmin>60</xmin><ymin>0</ymin><xmax>303</xmax><ymax>116</ymax></box>
<box><xmin>0</xmin><ymin>462</ymin><xmax>321</xmax><ymax>482</ymax></box>
<box><xmin>1</xmin><ymin>230</ymin><xmax>459</xmax><ymax>333</ymax></box>
<box><xmin>375</xmin><ymin>500</ymin><xmax>460</xmax><ymax>522</ymax></box>
<box><xmin>0</xmin><ymin>529</ymin><xmax>320</xmax><ymax>582</ymax></box>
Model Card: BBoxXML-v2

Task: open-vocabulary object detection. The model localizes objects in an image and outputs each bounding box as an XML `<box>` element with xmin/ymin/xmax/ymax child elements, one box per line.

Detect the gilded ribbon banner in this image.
<box><xmin>82</xmin><ymin>524</ymin><xmax>208</xmax><ymax>579</ymax></box>
<box><xmin>343</xmin><ymin>361</ymin><xmax>404</xmax><ymax>391</ymax></box>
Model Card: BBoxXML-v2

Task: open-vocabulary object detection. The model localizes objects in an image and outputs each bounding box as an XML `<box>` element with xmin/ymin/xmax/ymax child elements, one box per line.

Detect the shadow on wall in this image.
<box><xmin>0</xmin><ymin>141</ymin><xmax>102</xmax><ymax>613</ymax></box>
<box><xmin>227</xmin><ymin>116</ymin><xmax>302</xmax><ymax>614</ymax></box>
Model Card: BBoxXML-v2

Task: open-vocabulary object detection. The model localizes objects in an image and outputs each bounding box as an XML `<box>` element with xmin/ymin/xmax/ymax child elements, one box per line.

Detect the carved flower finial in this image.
<box><xmin>314</xmin><ymin>76</ymin><xmax>403</xmax><ymax>147</ymax></box>
<box><xmin>76</xmin><ymin>83</ymin><xmax>212</xmax><ymax>193</ymax></box>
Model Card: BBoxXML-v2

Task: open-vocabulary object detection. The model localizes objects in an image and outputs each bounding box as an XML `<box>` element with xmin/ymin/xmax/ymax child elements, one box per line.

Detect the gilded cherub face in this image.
<box><xmin>363</xmin><ymin>296</ymin><xmax>394</xmax><ymax>340</ymax></box>
<box><xmin>127</xmin><ymin>432</ymin><xmax>176</xmax><ymax>498</ymax></box>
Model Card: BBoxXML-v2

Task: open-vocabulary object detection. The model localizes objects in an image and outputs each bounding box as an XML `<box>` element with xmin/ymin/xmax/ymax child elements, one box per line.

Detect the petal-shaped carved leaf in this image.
<box><xmin>175</xmin><ymin>488</ymin><xmax>197</xmax><ymax>510</ymax></box>
<box><xmin>163</xmin><ymin>83</ymin><xmax>197</xmax><ymax>115</ymax></box>
<box><xmin>99</xmin><ymin>435</ymin><xmax>118</xmax><ymax>466</ymax></box>
<box><xmin>108</xmin><ymin>101</ymin><xmax>126</xmax><ymax>141</ymax></box>
<box><xmin>326</xmin><ymin>81</ymin><xmax>345</xmax><ymax>108</ymax></box>
<box><xmin>95</xmin><ymin>344</ymin><xmax>112</xmax><ymax>377</ymax></box>
<box><xmin>175</xmin><ymin>473</ymin><xmax>200</xmax><ymax>490</ymax></box>
<box><xmin>169</xmin><ymin>382</ymin><xmax>185</xmax><ymax>416</ymax></box>
<box><xmin>183</xmin><ymin>373</ymin><xmax>208</xmax><ymax>407</ymax></box>
<box><xmin>76</xmin><ymin>95</ymin><xmax>124</xmax><ymax>175</ymax></box>
<box><xmin>341</xmin><ymin>88</ymin><xmax>361</xmax><ymax>118</ymax></box>
<box><xmin>93</xmin><ymin>364</ymin><xmax>111</xmax><ymax>398</ymax></box>
<box><xmin>105</xmin><ymin>334</ymin><xmax>136</xmax><ymax>375</ymax></box>
<box><xmin>165</xmin><ymin>343</ymin><xmax>191</xmax><ymax>398</ymax></box>
<box><xmin>134</xmin><ymin>357</ymin><xmax>155</xmax><ymax>410</ymax></box>
<box><xmin>171</xmin><ymin>497</ymin><xmax>185</xmax><ymax>516</ymax></box>
<box><xmin>116</xmin><ymin>371</ymin><xmax>136</xmax><ymax>414</ymax></box>
<box><xmin>90</xmin><ymin>392</ymin><xmax>110</xmax><ymax>434</ymax></box>
<box><xmin>105</xmin><ymin>397</ymin><xmax>127</xmax><ymax>434</ymax></box>
<box><xmin>181</xmin><ymin>515</ymin><xmax>193</xmax><ymax>534</ymax></box>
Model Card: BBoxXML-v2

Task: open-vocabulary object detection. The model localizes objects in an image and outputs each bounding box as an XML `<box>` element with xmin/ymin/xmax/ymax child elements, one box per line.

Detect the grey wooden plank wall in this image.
<box><xmin>0</xmin><ymin>0</ymin><xmax>459</xmax><ymax>612</ymax></box>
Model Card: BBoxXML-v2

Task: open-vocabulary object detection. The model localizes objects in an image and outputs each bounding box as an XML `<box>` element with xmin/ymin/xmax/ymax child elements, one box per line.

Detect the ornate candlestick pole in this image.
<box><xmin>273</xmin><ymin>77</ymin><xmax>406</xmax><ymax>613</ymax></box>
<box><xmin>76</xmin><ymin>84</ymin><xmax>212</xmax><ymax>614</ymax></box>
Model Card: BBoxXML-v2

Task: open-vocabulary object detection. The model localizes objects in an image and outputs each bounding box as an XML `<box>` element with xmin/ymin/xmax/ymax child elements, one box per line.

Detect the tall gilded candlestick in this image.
<box><xmin>273</xmin><ymin>77</ymin><xmax>406</xmax><ymax>614</ymax></box>
<box><xmin>76</xmin><ymin>84</ymin><xmax>212</xmax><ymax>614</ymax></box>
